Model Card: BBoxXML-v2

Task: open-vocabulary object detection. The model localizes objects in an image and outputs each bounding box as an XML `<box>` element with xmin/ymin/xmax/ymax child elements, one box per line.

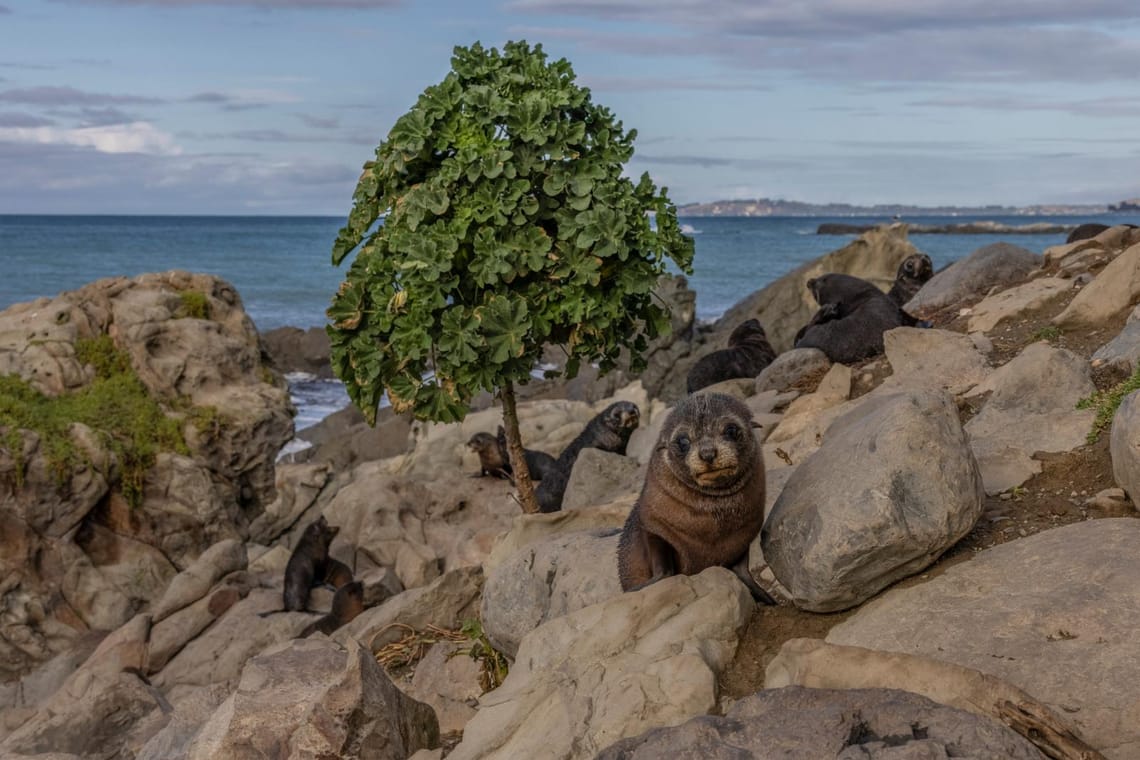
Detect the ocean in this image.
<box><xmin>1</xmin><ymin>212</ymin><xmax>1132</xmax><ymax>432</ymax></box>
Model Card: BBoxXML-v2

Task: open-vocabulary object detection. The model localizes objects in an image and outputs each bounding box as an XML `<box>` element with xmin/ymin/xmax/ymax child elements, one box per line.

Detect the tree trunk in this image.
<box><xmin>501</xmin><ymin>380</ymin><xmax>539</xmax><ymax>514</ymax></box>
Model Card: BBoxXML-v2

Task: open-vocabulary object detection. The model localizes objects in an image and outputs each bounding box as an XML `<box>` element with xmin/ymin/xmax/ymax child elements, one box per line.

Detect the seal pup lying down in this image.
<box><xmin>794</xmin><ymin>273</ymin><xmax>910</xmax><ymax>364</ymax></box>
<box><xmin>617</xmin><ymin>393</ymin><xmax>775</xmax><ymax>603</ymax></box>
<box><xmin>686</xmin><ymin>318</ymin><xmax>777</xmax><ymax>394</ymax></box>
<box><xmin>536</xmin><ymin>400</ymin><xmax>640</xmax><ymax>513</ymax></box>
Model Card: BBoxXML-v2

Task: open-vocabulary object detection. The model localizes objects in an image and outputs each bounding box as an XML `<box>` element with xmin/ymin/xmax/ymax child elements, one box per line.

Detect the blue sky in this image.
<box><xmin>1</xmin><ymin>0</ymin><xmax>1139</xmax><ymax>214</ymax></box>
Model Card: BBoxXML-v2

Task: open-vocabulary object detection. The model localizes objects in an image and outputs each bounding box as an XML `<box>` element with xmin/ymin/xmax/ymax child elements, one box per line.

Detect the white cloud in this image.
<box><xmin>0</xmin><ymin>121</ymin><xmax>181</xmax><ymax>155</ymax></box>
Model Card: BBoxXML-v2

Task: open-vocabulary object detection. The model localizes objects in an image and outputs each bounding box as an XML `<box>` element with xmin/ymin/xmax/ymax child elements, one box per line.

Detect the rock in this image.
<box><xmin>447</xmin><ymin>567</ymin><xmax>752</xmax><ymax>760</ymax></box>
<box><xmin>150</xmin><ymin>539</ymin><xmax>247</xmax><ymax>623</ymax></box>
<box><xmin>1092</xmin><ymin>303</ymin><xmax>1140</xmax><ymax>375</ymax></box>
<box><xmin>754</xmin><ymin>347</ymin><xmax>831</xmax><ymax>393</ymax></box>
<box><xmin>336</xmin><ymin>566</ymin><xmax>484</xmax><ymax>653</ymax></box>
<box><xmin>183</xmin><ymin>637</ymin><xmax>438</xmax><ymax>760</ymax></box>
<box><xmin>147</xmin><ymin>579</ymin><xmax>251</xmax><ymax>674</ymax></box>
<box><xmin>966</xmin><ymin>277</ymin><xmax>1070</xmax><ymax>333</ymax></box>
<box><xmin>405</xmin><ymin>641</ymin><xmax>483</xmax><ymax>734</ymax></box>
<box><xmin>134</xmin><ymin>683</ymin><xmax>231</xmax><ymax>760</ymax></box>
<box><xmin>482</xmin><ymin>495</ymin><xmax>633</xmax><ymax>573</ymax></box>
<box><xmin>763</xmin><ymin>390</ymin><xmax>984</xmax><ymax>612</ymax></box>
<box><xmin>395</xmin><ymin>541</ymin><xmax>443</xmax><ymax>589</ymax></box>
<box><xmin>879</xmin><ymin>327</ymin><xmax>989</xmax><ymax>395</ymax></box>
<box><xmin>246</xmin><ymin>462</ymin><xmax>332</xmax><ymax>545</ymax></box>
<box><xmin>561</xmin><ymin>449</ymin><xmax>642</xmax><ymax>511</ymax></box>
<box><xmin>260</xmin><ymin>325</ymin><xmax>332</xmax><ymax>378</ymax></box>
<box><xmin>358</xmin><ymin>566</ymin><xmax>404</xmax><ymax>607</ymax></box>
<box><xmin>761</xmin><ymin>364</ymin><xmax>856</xmax><ymax>468</ymax></box>
<box><xmin>288</xmin><ymin>404</ymin><xmax>414</xmax><ymax>470</ymax></box>
<box><xmin>0</xmin><ymin>615</ymin><xmax>163</xmax><ymax>760</ymax></box>
<box><xmin>1055</xmin><ymin>241</ymin><xmax>1140</xmax><ymax>327</ymax></box>
<box><xmin>0</xmin><ymin>631</ymin><xmax>104</xmax><ymax>736</ymax></box>
<box><xmin>1083</xmin><ymin>487</ymin><xmax>1133</xmax><ymax>517</ymax></box>
<box><xmin>964</xmin><ymin>343</ymin><xmax>1095</xmax><ymax>494</ymax></box>
<box><xmin>481</xmin><ymin>529</ymin><xmax>623</xmax><ymax>657</ymax></box>
<box><xmin>596</xmin><ymin>686</ymin><xmax>1047</xmax><ymax>760</ymax></box>
<box><xmin>905</xmin><ymin>242</ymin><xmax>1041</xmax><ymax>316</ymax></box>
<box><xmin>1111</xmin><ymin>390</ymin><xmax>1140</xmax><ymax>503</ymax></box>
<box><xmin>827</xmin><ymin>519</ymin><xmax>1140</xmax><ymax>760</ymax></box>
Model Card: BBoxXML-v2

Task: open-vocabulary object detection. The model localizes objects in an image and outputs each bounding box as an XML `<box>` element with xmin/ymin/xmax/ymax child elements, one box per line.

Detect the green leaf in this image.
<box><xmin>477</xmin><ymin>295</ymin><xmax>530</xmax><ymax>364</ymax></box>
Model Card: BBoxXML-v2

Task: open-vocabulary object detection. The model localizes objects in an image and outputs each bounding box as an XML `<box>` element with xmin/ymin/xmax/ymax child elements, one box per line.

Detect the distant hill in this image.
<box><xmin>675</xmin><ymin>198</ymin><xmax>1114</xmax><ymax>217</ymax></box>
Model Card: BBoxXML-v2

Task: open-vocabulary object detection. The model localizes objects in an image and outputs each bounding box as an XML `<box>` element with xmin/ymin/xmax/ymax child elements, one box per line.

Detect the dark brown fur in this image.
<box><xmin>536</xmin><ymin>401</ymin><xmax>640</xmax><ymax>513</ymax></box>
<box><xmin>298</xmin><ymin>580</ymin><xmax>364</xmax><ymax>638</ymax></box>
<box><xmin>686</xmin><ymin>318</ymin><xmax>777</xmax><ymax>393</ymax></box>
<box><xmin>467</xmin><ymin>428</ymin><xmax>557</xmax><ymax>481</ymax></box>
<box><xmin>496</xmin><ymin>426</ymin><xmax>557</xmax><ymax>481</ymax></box>
<box><xmin>283</xmin><ymin>516</ymin><xmax>340</xmax><ymax>612</ymax></box>
<box><xmin>617</xmin><ymin>393</ymin><xmax>773</xmax><ymax>603</ymax></box>
<box><xmin>886</xmin><ymin>253</ymin><xmax>934</xmax><ymax>307</ymax></box>
<box><xmin>794</xmin><ymin>273</ymin><xmax>909</xmax><ymax>364</ymax></box>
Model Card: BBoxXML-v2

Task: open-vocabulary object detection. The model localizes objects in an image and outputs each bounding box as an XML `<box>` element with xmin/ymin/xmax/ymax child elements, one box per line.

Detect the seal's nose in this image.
<box><xmin>698</xmin><ymin>443</ymin><xmax>717</xmax><ymax>463</ymax></box>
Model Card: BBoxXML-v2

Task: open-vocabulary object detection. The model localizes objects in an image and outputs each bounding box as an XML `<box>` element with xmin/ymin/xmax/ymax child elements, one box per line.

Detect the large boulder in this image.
<box><xmin>879</xmin><ymin>327</ymin><xmax>989</xmax><ymax>395</ymax></box>
<box><xmin>1111</xmin><ymin>389</ymin><xmax>1140</xmax><ymax>502</ymax></box>
<box><xmin>181</xmin><ymin>637</ymin><xmax>439</xmax><ymax>760</ymax></box>
<box><xmin>1093</xmin><ymin>304</ymin><xmax>1140</xmax><ymax>375</ymax></box>
<box><xmin>827</xmin><ymin>519</ymin><xmax>1140</xmax><ymax>760</ymax></box>
<box><xmin>905</xmin><ymin>242</ymin><xmax>1041</xmax><ymax>316</ymax></box>
<box><xmin>762</xmin><ymin>389</ymin><xmax>984</xmax><ymax>612</ymax></box>
<box><xmin>965</xmin><ymin>277</ymin><xmax>1071</xmax><ymax>333</ymax></box>
<box><xmin>1055</xmin><ymin>241</ymin><xmax>1140</xmax><ymax>327</ymax></box>
<box><xmin>448</xmin><ymin>567</ymin><xmax>752</xmax><ymax>760</ymax></box>
<box><xmin>963</xmin><ymin>343</ymin><xmax>1095</xmax><ymax>494</ymax></box>
<box><xmin>596</xmin><ymin>686</ymin><xmax>1046</xmax><ymax>760</ymax></box>
<box><xmin>260</xmin><ymin>325</ymin><xmax>332</xmax><ymax>378</ymax></box>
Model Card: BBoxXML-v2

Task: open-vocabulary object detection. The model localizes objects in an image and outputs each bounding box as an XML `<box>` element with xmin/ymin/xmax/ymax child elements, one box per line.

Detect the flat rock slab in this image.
<box><xmin>596</xmin><ymin>686</ymin><xmax>1046</xmax><ymax>760</ymax></box>
<box><xmin>827</xmin><ymin>518</ymin><xmax>1140</xmax><ymax>760</ymax></box>
<box><xmin>448</xmin><ymin>567</ymin><xmax>753</xmax><ymax>760</ymax></box>
<box><xmin>966</xmin><ymin>277</ymin><xmax>1070</xmax><ymax>333</ymax></box>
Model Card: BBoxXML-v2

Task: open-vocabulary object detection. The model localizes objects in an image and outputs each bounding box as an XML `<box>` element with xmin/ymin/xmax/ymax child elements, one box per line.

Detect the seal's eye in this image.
<box><xmin>723</xmin><ymin>423</ymin><xmax>741</xmax><ymax>440</ymax></box>
<box><xmin>674</xmin><ymin>434</ymin><xmax>691</xmax><ymax>454</ymax></box>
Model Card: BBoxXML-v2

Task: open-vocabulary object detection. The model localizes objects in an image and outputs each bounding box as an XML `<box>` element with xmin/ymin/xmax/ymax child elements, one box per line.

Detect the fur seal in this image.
<box><xmin>466</xmin><ymin>427</ymin><xmax>558</xmax><ymax>481</ymax></box>
<box><xmin>617</xmin><ymin>393</ymin><xmax>774</xmax><ymax>603</ymax></box>
<box><xmin>794</xmin><ymin>273</ymin><xmax>909</xmax><ymax>364</ymax></box>
<box><xmin>283</xmin><ymin>515</ymin><xmax>341</xmax><ymax>612</ymax></box>
<box><xmin>686</xmin><ymin>318</ymin><xmax>777</xmax><ymax>393</ymax></box>
<box><xmin>299</xmin><ymin>580</ymin><xmax>364</xmax><ymax>638</ymax></box>
<box><xmin>536</xmin><ymin>400</ymin><xmax>640</xmax><ymax>513</ymax></box>
<box><xmin>886</xmin><ymin>253</ymin><xmax>934</xmax><ymax>307</ymax></box>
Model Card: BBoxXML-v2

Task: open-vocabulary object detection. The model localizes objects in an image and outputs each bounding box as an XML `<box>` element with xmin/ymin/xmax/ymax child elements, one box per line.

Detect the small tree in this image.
<box><xmin>328</xmin><ymin>40</ymin><xmax>693</xmax><ymax>513</ymax></box>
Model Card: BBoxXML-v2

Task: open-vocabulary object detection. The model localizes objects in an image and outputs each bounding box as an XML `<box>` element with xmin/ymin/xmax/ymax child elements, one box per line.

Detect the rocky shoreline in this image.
<box><xmin>817</xmin><ymin>220</ymin><xmax>1074</xmax><ymax>235</ymax></box>
<box><xmin>3</xmin><ymin>225</ymin><xmax>1140</xmax><ymax>759</ymax></box>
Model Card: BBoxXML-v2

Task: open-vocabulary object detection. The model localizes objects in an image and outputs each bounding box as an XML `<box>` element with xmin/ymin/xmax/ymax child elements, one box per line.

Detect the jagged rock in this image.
<box><xmin>1092</xmin><ymin>303</ymin><xmax>1140</xmax><ymax>375</ymax></box>
<box><xmin>879</xmin><ymin>327</ymin><xmax>989</xmax><ymax>395</ymax></box>
<box><xmin>481</xmin><ymin>529</ymin><xmax>623</xmax><ymax>657</ymax></box>
<box><xmin>134</xmin><ymin>683</ymin><xmax>231</xmax><ymax>760</ymax></box>
<box><xmin>150</xmin><ymin>539</ymin><xmax>247</xmax><ymax>623</ymax></box>
<box><xmin>965</xmin><ymin>277</ymin><xmax>1070</xmax><ymax>333</ymax></box>
<box><xmin>182</xmin><ymin>637</ymin><xmax>438</xmax><ymax>760</ymax></box>
<box><xmin>482</xmin><ymin>495</ymin><xmax>634</xmax><ymax>573</ymax></box>
<box><xmin>358</xmin><ymin>566</ymin><xmax>404</xmax><ymax>607</ymax></box>
<box><xmin>260</xmin><ymin>325</ymin><xmax>332</xmax><ymax>378</ymax></box>
<box><xmin>596</xmin><ymin>686</ymin><xmax>1046</xmax><ymax>760</ymax></box>
<box><xmin>395</xmin><ymin>541</ymin><xmax>443</xmax><ymax>590</ymax></box>
<box><xmin>0</xmin><ymin>615</ymin><xmax>163</xmax><ymax>760</ymax></box>
<box><xmin>147</xmin><ymin>578</ymin><xmax>251</xmax><ymax>674</ymax></box>
<box><xmin>1111</xmin><ymin>390</ymin><xmax>1140</xmax><ymax>504</ymax></box>
<box><xmin>151</xmin><ymin>589</ymin><xmax>313</xmax><ymax>691</ymax></box>
<box><xmin>761</xmin><ymin>364</ymin><xmax>854</xmax><ymax>468</ymax></box>
<box><xmin>405</xmin><ymin>641</ymin><xmax>483</xmax><ymax>734</ymax></box>
<box><xmin>335</xmin><ymin>566</ymin><xmax>484</xmax><ymax>653</ymax></box>
<box><xmin>827</xmin><ymin>519</ymin><xmax>1140</xmax><ymax>760</ymax></box>
<box><xmin>964</xmin><ymin>343</ymin><xmax>1095</xmax><ymax>494</ymax></box>
<box><xmin>562</xmin><ymin>448</ymin><xmax>642</xmax><ymax>511</ymax></box>
<box><xmin>1055</xmin><ymin>241</ymin><xmax>1140</xmax><ymax>327</ymax></box>
<box><xmin>754</xmin><ymin>347</ymin><xmax>831</xmax><ymax>393</ymax></box>
<box><xmin>905</xmin><ymin>242</ymin><xmax>1041</xmax><ymax>316</ymax></box>
<box><xmin>287</xmin><ymin>404</ymin><xmax>413</xmax><ymax>470</ymax></box>
<box><xmin>447</xmin><ymin>567</ymin><xmax>752</xmax><ymax>760</ymax></box>
<box><xmin>247</xmin><ymin>462</ymin><xmax>332</xmax><ymax>545</ymax></box>
<box><xmin>763</xmin><ymin>390</ymin><xmax>984</xmax><ymax>612</ymax></box>
<box><xmin>0</xmin><ymin>630</ymin><xmax>104</xmax><ymax>737</ymax></box>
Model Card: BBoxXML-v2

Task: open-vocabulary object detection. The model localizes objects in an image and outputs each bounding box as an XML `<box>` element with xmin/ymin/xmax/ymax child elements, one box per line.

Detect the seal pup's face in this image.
<box><xmin>602</xmin><ymin>400</ymin><xmax>640</xmax><ymax>433</ymax></box>
<box><xmin>467</xmin><ymin>432</ymin><xmax>498</xmax><ymax>454</ymax></box>
<box><xmin>898</xmin><ymin>253</ymin><xmax>933</xmax><ymax>283</ymax></box>
<box><xmin>660</xmin><ymin>393</ymin><xmax>757</xmax><ymax>493</ymax></box>
<box><xmin>304</xmin><ymin>515</ymin><xmax>339</xmax><ymax>550</ymax></box>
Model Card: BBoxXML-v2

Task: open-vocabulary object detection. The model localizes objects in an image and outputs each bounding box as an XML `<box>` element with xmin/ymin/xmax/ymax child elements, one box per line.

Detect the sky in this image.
<box><xmin>1</xmin><ymin>0</ymin><xmax>1139</xmax><ymax>215</ymax></box>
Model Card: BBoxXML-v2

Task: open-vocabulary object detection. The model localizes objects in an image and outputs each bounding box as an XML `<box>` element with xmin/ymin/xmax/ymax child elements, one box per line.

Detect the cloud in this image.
<box><xmin>633</xmin><ymin>153</ymin><xmax>807</xmax><ymax>171</ymax></box>
<box><xmin>0</xmin><ymin>121</ymin><xmax>181</xmax><ymax>155</ymax></box>
<box><xmin>298</xmin><ymin>113</ymin><xmax>340</xmax><ymax>129</ymax></box>
<box><xmin>48</xmin><ymin>106</ymin><xmax>142</xmax><ymax>127</ymax></box>
<box><xmin>912</xmin><ymin>94</ymin><xmax>1140</xmax><ymax>118</ymax></box>
<box><xmin>0</xmin><ymin>112</ymin><xmax>55</xmax><ymax>127</ymax></box>
<box><xmin>56</xmin><ymin>0</ymin><xmax>400</xmax><ymax>7</ymax></box>
<box><xmin>0</xmin><ymin>5</ymin><xmax>10</xmax><ymax>13</ymax></box>
<box><xmin>0</xmin><ymin>85</ymin><xmax>162</xmax><ymax>106</ymax></box>
<box><xmin>186</xmin><ymin>89</ymin><xmax>300</xmax><ymax>111</ymax></box>
<box><xmin>579</xmin><ymin>74</ymin><xmax>769</xmax><ymax>92</ymax></box>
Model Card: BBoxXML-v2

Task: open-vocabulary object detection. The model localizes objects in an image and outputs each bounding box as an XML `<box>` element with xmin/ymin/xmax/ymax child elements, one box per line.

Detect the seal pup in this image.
<box><xmin>794</xmin><ymin>273</ymin><xmax>909</xmax><ymax>364</ymax></box>
<box><xmin>536</xmin><ymin>400</ymin><xmax>640</xmax><ymax>513</ymax></box>
<box><xmin>284</xmin><ymin>515</ymin><xmax>341</xmax><ymax>612</ymax></box>
<box><xmin>686</xmin><ymin>318</ymin><xmax>777</xmax><ymax>394</ymax></box>
<box><xmin>466</xmin><ymin>428</ymin><xmax>557</xmax><ymax>481</ymax></box>
<box><xmin>617</xmin><ymin>393</ymin><xmax>774</xmax><ymax>604</ymax></box>
<box><xmin>886</xmin><ymin>253</ymin><xmax>934</xmax><ymax>307</ymax></box>
<box><xmin>495</xmin><ymin>425</ymin><xmax>557</xmax><ymax>481</ymax></box>
<box><xmin>299</xmin><ymin>580</ymin><xmax>365</xmax><ymax>638</ymax></box>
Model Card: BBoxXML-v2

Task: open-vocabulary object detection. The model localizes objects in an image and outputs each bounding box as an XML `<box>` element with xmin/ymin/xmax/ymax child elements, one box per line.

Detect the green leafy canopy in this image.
<box><xmin>328</xmin><ymin>40</ymin><xmax>694</xmax><ymax>424</ymax></box>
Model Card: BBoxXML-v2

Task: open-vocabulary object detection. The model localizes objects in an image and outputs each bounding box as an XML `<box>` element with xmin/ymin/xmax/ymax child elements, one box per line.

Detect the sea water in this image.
<box><xmin>0</xmin><ymin>212</ymin><xmax>1131</xmax><ymax>428</ymax></box>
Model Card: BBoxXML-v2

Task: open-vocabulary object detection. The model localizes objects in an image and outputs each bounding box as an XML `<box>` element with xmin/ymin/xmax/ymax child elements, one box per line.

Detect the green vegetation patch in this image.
<box><xmin>1031</xmin><ymin>325</ymin><xmax>1062</xmax><ymax>342</ymax></box>
<box><xmin>1077</xmin><ymin>364</ymin><xmax>1140</xmax><ymax>444</ymax></box>
<box><xmin>177</xmin><ymin>290</ymin><xmax>210</xmax><ymax>320</ymax></box>
<box><xmin>0</xmin><ymin>334</ymin><xmax>189</xmax><ymax>505</ymax></box>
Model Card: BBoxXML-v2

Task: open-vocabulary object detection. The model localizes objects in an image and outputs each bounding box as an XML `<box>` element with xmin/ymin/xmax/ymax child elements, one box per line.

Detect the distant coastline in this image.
<box><xmin>676</xmin><ymin>198</ymin><xmax>1139</xmax><ymax>218</ymax></box>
